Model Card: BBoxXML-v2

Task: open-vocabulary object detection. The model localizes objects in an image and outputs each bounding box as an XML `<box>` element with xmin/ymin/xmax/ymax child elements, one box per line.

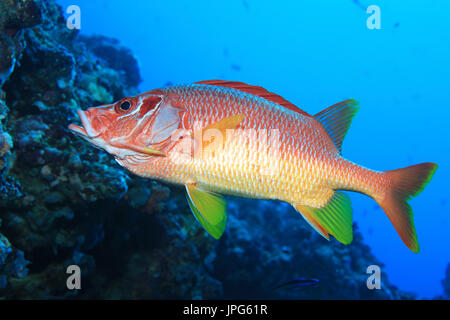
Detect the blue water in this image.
<box><xmin>57</xmin><ymin>0</ymin><xmax>450</xmax><ymax>298</ymax></box>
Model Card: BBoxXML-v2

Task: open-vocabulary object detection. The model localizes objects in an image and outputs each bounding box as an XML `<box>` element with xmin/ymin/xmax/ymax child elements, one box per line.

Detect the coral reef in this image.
<box><xmin>0</xmin><ymin>0</ymin><xmax>415</xmax><ymax>299</ymax></box>
<box><xmin>0</xmin><ymin>0</ymin><xmax>41</xmax><ymax>87</ymax></box>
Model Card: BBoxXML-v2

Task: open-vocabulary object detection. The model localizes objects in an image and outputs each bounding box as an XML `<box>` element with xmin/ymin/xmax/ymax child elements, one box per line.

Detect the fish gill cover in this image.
<box><xmin>0</xmin><ymin>0</ymin><xmax>447</xmax><ymax>300</ymax></box>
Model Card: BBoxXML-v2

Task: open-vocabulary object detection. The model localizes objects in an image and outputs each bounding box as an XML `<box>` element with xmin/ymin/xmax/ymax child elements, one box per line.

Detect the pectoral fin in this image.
<box><xmin>194</xmin><ymin>114</ymin><xmax>245</xmax><ymax>158</ymax></box>
<box><xmin>292</xmin><ymin>191</ymin><xmax>353</xmax><ymax>245</ymax></box>
<box><xmin>185</xmin><ymin>184</ymin><xmax>227</xmax><ymax>239</ymax></box>
<box><xmin>203</xmin><ymin>114</ymin><xmax>245</xmax><ymax>133</ymax></box>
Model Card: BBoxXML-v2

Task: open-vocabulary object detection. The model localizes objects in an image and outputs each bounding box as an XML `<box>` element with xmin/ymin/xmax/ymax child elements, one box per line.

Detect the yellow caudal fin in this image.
<box><xmin>292</xmin><ymin>191</ymin><xmax>353</xmax><ymax>245</ymax></box>
<box><xmin>378</xmin><ymin>162</ymin><xmax>438</xmax><ymax>253</ymax></box>
<box><xmin>185</xmin><ymin>184</ymin><xmax>227</xmax><ymax>239</ymax></box>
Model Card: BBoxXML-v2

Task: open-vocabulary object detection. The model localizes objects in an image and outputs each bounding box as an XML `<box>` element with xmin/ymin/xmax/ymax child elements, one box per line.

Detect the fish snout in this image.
<box><xmin>73</xmin><ymin>108</ymin><xmax>111</xmax><ymax>138</ymax></box>
<box><xmin>81</xmin><ymin>109</ymin><xmax>100</xmax><ymax>137</ymax></box>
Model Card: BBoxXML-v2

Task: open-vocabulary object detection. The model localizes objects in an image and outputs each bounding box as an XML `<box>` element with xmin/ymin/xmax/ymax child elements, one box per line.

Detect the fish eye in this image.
<box><xmin>120</xmin><ymin>101</ymin><xmax>131</xmax><ymax>111</ymax></box>
<box><xmin>114</xmin><ymin>99</ymin><xmax>134</xmax><ymax>113</ymax></box>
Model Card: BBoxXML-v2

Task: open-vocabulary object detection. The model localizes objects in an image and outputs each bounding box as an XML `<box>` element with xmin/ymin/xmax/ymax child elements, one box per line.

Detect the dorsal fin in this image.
<box><xmin>195</xmin><ymin>80</ymin><xmax>311</xmax><ymax>117</ymax></box>
<box><xmin>314</xmin><ymin>99</ymin><xmax>359</xmax><ymax>154</ymax></box>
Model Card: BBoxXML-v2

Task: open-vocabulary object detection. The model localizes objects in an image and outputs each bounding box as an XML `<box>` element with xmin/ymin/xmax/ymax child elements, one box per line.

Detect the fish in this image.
<box><xmin>272</xmin><ymin>278</ymin><xmax>319</xmax><ymax>291</ymax></box>
<box><xmin>69</xmin><ymin>80</ymin><xmax>438</xmax><ymax>252</ymax></box>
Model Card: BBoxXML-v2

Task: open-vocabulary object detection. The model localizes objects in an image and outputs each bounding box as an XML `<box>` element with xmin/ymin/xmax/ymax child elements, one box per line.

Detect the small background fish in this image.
<box><xmin>272</xmin><ymin>278</ymin><xmax>319</xmax><ymax>292</ymax></box>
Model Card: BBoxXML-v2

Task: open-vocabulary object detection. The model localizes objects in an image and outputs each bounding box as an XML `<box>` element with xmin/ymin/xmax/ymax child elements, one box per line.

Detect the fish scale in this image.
<box><xmin>69</xmin><ymin>80</ymin><xmax>437</xmax><ymax>252</ymax></box>
<box><xmin>143</xmin><ymin>84</ymin><xmax>362</xmax><ymax>206</ymax></box>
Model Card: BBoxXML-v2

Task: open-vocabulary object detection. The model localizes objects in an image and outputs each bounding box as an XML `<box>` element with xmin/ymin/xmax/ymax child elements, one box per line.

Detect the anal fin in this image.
<box><xmin>292</xmin><ymin>191</ymin><xmax>353</xmax><ymax>245</ymax></box>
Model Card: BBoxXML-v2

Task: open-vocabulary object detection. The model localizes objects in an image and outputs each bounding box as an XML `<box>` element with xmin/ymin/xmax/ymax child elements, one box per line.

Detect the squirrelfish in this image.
<box><xmin>69</xmin><ymin>80</ymin><xmax>437</xmax><ymax>252</ymax></box>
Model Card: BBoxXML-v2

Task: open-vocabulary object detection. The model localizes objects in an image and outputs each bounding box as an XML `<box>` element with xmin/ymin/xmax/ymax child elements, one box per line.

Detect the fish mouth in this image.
<box><xmin>69</xmin><ymin>109</ymin><xmax>166</xmax><ymax>158</ymax></box>
<box><xmin>69</xmin><ymin>110</ymin><xmax>113</xmax><ymax>157</ymax></box>
<box><xmin>69</xmin><ymin>109</ymin><xmax>100</xmax><ymax>138</ymax></box>
<box><xmin>68</xmin><ymin>123</ymin><xmax>88</xmax><ymax>137</ymax></box>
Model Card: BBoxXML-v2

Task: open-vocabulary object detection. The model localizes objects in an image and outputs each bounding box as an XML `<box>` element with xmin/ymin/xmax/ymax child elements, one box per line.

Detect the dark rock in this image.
<box><xmin>79</xmin><ymin>35</ymin><xmax>142</xmax><ymax>88</ymax></box>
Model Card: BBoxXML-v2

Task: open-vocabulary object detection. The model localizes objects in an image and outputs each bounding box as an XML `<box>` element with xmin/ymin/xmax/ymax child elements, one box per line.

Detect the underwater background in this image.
<box><xmin>0</xmin><ymin>0</ymin><xmax>448</xmax><ymax>299</ymax></box>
